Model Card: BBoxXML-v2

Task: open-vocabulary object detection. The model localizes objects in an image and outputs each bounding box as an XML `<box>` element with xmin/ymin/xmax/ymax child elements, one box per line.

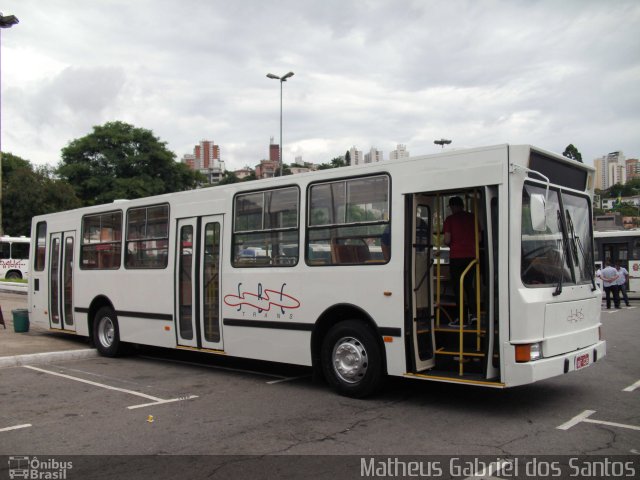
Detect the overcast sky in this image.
<box><xmin>1</xmin><ymin>0</ymin><xmax>639</xmax><ymax>171</ymax></box>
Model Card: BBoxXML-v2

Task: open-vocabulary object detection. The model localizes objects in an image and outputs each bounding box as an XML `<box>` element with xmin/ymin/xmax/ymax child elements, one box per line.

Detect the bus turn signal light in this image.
<box><xmin>515</xmin><ymin>343</ymin><xmax>542</xmax><ymax>362</ymax></box>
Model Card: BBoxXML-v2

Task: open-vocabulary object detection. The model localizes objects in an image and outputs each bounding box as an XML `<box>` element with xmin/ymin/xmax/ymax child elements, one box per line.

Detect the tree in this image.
<box><xmin>2</xmin><ymin>152</ymin><xmax>81</xmax><ymax>236</ymax></box>
<box><xmin>218</xmin><ymin>170</ymin><xmax>240</xmax><ymax>185</ymax></box>
<box><xmin>317</xmin><ymin>156</ymin><xmax>347</xmax><ymax>170</ymax></box>
<box><xmin>345</xmin><ymin>150</ymin><xmax>351</xmax><ymax>166</ymax></box>
<box><xmin>57</xmin><ymin>121</ymin><xmax>200</xmax><ymax>206</ymax></box>
<box><xmin>562</xmin><ymin>144</ymin><xmax>583</xmax><ymax>163</ymax></box>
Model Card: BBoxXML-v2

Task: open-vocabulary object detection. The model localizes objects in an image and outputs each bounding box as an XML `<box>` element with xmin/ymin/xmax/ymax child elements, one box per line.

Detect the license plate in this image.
<box><xmin>575</xmin><ymin>353</ymin><xmax>590</xmax><ymax>370</ymax></box>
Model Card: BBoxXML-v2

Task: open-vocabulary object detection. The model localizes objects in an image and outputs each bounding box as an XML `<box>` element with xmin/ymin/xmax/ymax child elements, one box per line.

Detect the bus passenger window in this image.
<box><xmin>307</xmin><ymin>175</ymin><xmax>390</xmax><ymax>266</ymax></box>
<box><xmin>232</xmin><ymin>187</ymin><xmax>299</xmax><ymax>268</ymax></box>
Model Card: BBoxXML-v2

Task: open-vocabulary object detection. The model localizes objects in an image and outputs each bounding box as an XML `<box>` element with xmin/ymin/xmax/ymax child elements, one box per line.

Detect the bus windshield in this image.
<box><xmin>521</xmin><ymin>184</ymin><xmax>593</xmax><ymax>288</ymax></box>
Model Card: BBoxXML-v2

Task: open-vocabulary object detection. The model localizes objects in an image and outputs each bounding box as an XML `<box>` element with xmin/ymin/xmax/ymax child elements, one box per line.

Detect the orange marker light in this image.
<box><xmin>383</xmin><ymin>291</ymin><xmax>392</xmax><ymax>297</ymax></box>
<box><xmin>383</xmin><ymin>336</ymin><xmax>393</xmax><ymax>343</ymax></box>
<box><xmin>515</xmin><ymin>345</ymin><xmax>531</xmax><ymax>362</ymax></box>
<box><xmin>164</xmin><ymin>326</ymin><xmax>171</xmax><ymax>331</ymax></box>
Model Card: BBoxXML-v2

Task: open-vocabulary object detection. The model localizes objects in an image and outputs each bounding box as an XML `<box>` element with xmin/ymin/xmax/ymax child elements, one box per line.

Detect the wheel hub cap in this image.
<box><xmin>333</xmin><ymin>337</ymin><xmax>368</xmax><ymax>384</ymax></box>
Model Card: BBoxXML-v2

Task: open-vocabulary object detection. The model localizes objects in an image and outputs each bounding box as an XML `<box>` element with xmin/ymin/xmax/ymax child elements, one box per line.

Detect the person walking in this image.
<box><xmin>615</xmin><ymin>263</ymin><xmax>630</xmax><ymax>307</ymax></box>
<box><xmin>601</xmin><ymin>261</ymin><xmax>620</xmax><ymax>309</ymax></box>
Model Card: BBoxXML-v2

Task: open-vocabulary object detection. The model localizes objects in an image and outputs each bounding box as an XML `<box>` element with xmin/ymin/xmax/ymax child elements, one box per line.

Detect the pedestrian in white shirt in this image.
<box><xmin>601</xmin><ymin>261</ymin><xmax>620</xmax><ymax>309</ymax></box>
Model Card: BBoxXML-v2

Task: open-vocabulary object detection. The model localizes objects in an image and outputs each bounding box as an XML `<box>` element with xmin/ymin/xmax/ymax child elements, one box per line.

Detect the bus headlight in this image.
<box><xmin>515</xmin><ymin>342</ymin><xmax>542</xmax><ymax>362</ymax></box>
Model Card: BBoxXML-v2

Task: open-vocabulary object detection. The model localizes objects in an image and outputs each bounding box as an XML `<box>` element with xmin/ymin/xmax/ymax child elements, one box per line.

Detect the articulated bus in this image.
<box><xmin>594</xmin><ymin>229</ymin><xmax>640</xmax><ymax>293</ymax></box>
<box><xmin>28</xmin><ymin>144</ymin><xmax>605</xmax><ymax>397</ymax></box>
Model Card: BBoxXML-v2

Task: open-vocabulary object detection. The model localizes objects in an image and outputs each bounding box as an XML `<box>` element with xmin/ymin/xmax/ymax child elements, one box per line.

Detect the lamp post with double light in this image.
<box><xmin>0</xmin><ymin>12</ymin><xmax>19</xmax><ymax>236</ymax></box>
<box><xmin>266</xmin><ymin>71</ymin><xmax>294</xmax><ymax>177</ymax></box>
<box><xmin>434</xmin><ymin>138</ymin><xmax>452</xmax><ymax>149</ymax></box>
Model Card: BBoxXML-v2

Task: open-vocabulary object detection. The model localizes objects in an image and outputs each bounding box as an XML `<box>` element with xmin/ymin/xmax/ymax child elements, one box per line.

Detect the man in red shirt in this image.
<box><xmin>443</xmin><ymin>196</ymin><xmax>477</xmax><ymax>327</ymax></box>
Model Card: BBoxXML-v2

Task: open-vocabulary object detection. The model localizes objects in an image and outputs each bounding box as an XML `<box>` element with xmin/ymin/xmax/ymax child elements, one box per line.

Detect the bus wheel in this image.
<box><xmin>321</xmin><ymin>320</ymin><xmax>384</xmax><ymax>398</ymax></box>
<box><xmin>5</xmin><ymin>271</ymin><xmax>21</xmax><ymax>279</ymax></box>
<box><xmin>93</xmin><ymin>307</ymin><xmax>122</xmax><ymax>357</ymax></box>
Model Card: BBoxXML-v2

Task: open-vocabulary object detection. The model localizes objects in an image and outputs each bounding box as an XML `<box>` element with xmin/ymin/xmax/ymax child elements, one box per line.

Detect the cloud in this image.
<box><xmin>2</xmin><ymin>0</ymin><xmax>639</xmax><ymax>169</ymax></box>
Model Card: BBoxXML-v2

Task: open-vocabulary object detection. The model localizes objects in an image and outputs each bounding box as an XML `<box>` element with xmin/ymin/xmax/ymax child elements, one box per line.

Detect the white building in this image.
<box><xmin>364</xmin><ymin>147</ymin><xmax>384</xmax><ymax>164</ymax></box>
<box><xmin>594</xmin><ymin>151</ymin><xmax>626</xmax><ymax>190</ymax></box>
<box><xmin>349</xmin><ymin>146</ymin><xmax>363</xmax><ymax>166</ymax></box>
<box><xmin>389</xmin><ymin>144</ymin><xmax>410</xmax><ymax>160</ymax></box>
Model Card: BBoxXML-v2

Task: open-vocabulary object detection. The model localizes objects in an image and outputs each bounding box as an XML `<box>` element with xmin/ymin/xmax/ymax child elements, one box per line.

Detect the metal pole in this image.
<box><xmin>279</xmin><ymin>79</ymin><xmax>283</xmax><ymax>177</ymax></box>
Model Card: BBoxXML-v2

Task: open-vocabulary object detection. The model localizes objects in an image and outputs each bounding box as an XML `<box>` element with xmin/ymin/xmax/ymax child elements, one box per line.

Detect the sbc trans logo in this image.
<box><xmin>8</xmin><ymin>457</ymin><xmax>72</xmax><ymax>479</ymax></box>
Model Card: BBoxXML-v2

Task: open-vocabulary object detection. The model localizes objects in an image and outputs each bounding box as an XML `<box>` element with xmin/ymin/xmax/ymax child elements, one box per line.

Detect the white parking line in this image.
<box><xmin>0</xmin><ymin>424</ymin><xmax>31</xmax><ymax>433</ymax></box>
<box><xmin>25</xmin><ymin>365</ymin><xmax>163</xmax><ymax>401</ymax></box>
<box><xmin>623</xmin><ymin>379</ymin><xmax>640</xmax><ymax>392</ymax></box>
<box><xmin>24</xmin><ymin>365</ymin><xmax>197</xmax><ymax>409</ymax></box>
<box><xmin>557</xmin><ymin>409</ymin><xmax>640</xmax><ymax>431</ymax></box>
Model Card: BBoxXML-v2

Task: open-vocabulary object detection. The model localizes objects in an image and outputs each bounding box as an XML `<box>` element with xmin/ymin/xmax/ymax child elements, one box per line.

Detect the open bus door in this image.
<box><xmin>410</xmin><ymin>195</ymin><xmax>436</xmax><ymax>371</ymax></box>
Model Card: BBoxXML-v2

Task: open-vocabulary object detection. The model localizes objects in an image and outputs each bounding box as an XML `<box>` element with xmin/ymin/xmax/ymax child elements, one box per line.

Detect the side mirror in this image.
<box><xmin>530</xmin><ymin>193</ymin><xmax>547</xmax><ymax>232</ymax></box>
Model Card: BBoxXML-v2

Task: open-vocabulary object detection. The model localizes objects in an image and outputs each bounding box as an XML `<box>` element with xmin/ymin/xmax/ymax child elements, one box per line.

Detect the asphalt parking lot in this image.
<box><xmin>0</xmin><ymin>293</ymin><xmax>638</xmax><ymax>478</ymax></box>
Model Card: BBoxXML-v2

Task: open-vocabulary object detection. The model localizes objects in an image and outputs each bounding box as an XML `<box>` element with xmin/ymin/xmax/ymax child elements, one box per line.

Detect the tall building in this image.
<box><xmin>389</xmin><ymin>144</ymin><xmax>410</xmax><ymax>160</ymax></box>
<box><xmin>593</xmin><ymin>151</ymin><xmax>626</xmax><ymax>190</ymax></box>
<box><xmin>181</xmin><ymin>139</ymin><xmax>225</xmax><ymax>184</ymax></box>
<box><xmin>626</xmin><ymin>158</ymin><xmax>639</xmax><ymax>181</ymax></box>
<box><xmin>269</xmin><ymin>137</ymin><xmax>280</xmax><ymax>163</ymax></box>
<box><xmin>349</xmin><ymin>146</ymin><xmax>363</xmax><ymax>166</ymax></box>
<box><xmin>364</xmin><ymin>147</ymin><xmax>383</xmax><ymax>164</ymax></box>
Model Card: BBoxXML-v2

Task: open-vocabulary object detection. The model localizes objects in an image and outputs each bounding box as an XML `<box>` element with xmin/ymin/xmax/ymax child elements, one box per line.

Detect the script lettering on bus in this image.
<box><xmin>224</xmin><ymin>282</ymin><xmax>301</xmax><ymax>317</ymax></box>
<box><xmin>0</xmin><ymin>260</ymin><xmax>26</xmax><ymax>268</ymax></box>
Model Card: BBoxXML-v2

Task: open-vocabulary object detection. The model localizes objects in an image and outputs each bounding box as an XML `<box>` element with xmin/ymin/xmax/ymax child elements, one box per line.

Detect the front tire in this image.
<box><xmin>93</xmin><ymin>307</ymin><xmax>123</xmax><ymax>357</ymax></box>
<box><xmin>321</xmin><ymin>320</ymin><xmax>384</xmax><ymax>398</ymax></box>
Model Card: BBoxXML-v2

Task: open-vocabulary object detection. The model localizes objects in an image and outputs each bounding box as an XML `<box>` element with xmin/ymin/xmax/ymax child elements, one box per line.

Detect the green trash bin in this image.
<box><xmin>12</xmin><ymin>308</ymin><xmax>29</xmax><ymax>333</ymax></box>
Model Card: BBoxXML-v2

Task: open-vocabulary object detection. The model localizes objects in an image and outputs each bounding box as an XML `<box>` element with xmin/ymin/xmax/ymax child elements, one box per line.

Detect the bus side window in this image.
<box><xmin>35</xmin><ymin>222</ymin><xmax>47</xmax><ymax>271</ymax></box>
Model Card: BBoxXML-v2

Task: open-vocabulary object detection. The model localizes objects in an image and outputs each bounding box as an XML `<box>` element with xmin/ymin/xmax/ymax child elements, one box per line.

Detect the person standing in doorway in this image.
<box><xmin>615</xmin><ymin>263</ymin><xmax>630</xmax><ymax>307</ymax></box>
<box><xmin>443</xmin><ymin>196</ymin><xmax>477</xmax><ymax>327</ymax></box>
<box><xmin>601</xmin><ymin>261</ymin><xmax>620</xmax><ymax>309</ymax></box>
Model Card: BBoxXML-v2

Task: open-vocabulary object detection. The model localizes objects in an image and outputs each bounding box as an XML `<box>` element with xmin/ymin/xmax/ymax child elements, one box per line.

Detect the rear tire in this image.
<box><xmin>5</xmin><ymin>271</ymin><xmax>21</xmax><ymax>280</ymax></box>
<box><xmin>93</xmin><ymin>307</ymin><xmax>123</xmax><ymax>357</ymax></box>
<box><xmin>321</xmin><ymin>320</ymin><xmax>384</xmax><ymax>398</ymax></box>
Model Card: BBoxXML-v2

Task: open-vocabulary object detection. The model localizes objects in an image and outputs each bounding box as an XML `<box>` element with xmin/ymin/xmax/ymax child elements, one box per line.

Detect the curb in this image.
<box><xmin>0</xmin><ymin>284</ymin><xmax>28</xmax><ymax>295</ymax></box>
<box><xmin>0</xmin><ymin>348</ymin><xmax>98</xmax><ymax>368</ymax></box>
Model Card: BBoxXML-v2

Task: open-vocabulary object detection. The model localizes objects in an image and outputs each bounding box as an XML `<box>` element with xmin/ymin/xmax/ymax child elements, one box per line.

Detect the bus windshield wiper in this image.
<box><xmin>566</xmin><ymin>210</ymin><xmax>597</xmax><ymax>292</ymax></box>
<box><xmin>553</xmin><ymin>210</ymin><xmax>567</xmax><ymax>297</ymax></box>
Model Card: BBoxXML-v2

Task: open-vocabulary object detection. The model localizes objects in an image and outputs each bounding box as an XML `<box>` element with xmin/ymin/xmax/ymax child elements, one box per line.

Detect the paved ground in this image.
<box><xmin>0</xmin><ymin>292</ymin><xmax>93</xmax><ymax>365</ymax></box>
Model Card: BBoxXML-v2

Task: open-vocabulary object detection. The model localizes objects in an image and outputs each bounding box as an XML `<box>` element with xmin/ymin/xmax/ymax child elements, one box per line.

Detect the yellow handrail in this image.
<box><xmin>457</xmin><ymin>258</ymin><xmax>478</xmax><ymax>375</ymax></box>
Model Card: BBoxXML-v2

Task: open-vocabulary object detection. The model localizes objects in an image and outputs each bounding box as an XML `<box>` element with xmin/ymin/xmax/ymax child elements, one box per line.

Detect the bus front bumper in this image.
<box><xmin>505</xmin><ymin>340</ymin><xmax>606</xmax><ymax>387</ymax></box>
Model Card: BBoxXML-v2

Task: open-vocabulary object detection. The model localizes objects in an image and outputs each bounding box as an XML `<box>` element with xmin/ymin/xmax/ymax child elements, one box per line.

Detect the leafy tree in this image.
<box><xmin>345</xmin><ymin>150</ymin><xmax>351</xmax><ymax>165</ymax></box>
<box><xmin>317</xmin><ymin>156</ymin><xmax>347</xmax><ymax>170</ymax></box>
<box><xmin>57</xmin><ymin>121</ymin><xmax>200</xmax><ymax>206</ymax></box>
<box><xmin>274</xmin><ymin>164</ymin><xmax>292</xmax><ymax>177</ymax></box>
<box><xmin>243</xmin><ymin>170</ymin><xmax>257</xmax><ymax>181</ymax></box>
<box><xmin>562</xmin><ymin>144</ymin><xmax>583</xmax><ymax>163</ymax></box>
<box><xmin>218</xmin><ymin>171</ymin><xmax>240</xmax><ymax>185</ymax></box>
<box><xmin>2</xmin><ymin>152</ymin><xmax>81</xmax><ymax>236</ymax></box>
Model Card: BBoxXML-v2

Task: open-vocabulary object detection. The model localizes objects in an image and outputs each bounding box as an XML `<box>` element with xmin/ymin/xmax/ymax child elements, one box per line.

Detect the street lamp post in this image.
<box><xmin>0</xmin><ymin>13</ymin><xmax>19</xmax><ymax>236</ymax></box>
<box><xmin>266</xmin><ymin>71</ymin><xmax>294</xmax><ymax>177</ymax></box>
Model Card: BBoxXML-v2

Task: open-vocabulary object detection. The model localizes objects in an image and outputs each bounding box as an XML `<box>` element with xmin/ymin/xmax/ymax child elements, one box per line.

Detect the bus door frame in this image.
<box><xmin>175</xmin><ymin>215</ymin><xmax>224</xmax><ymax>351</ymax></box>
<box><xmin>48</xmin><ymin>230</ymin><xmax>76</xmax><ymax>332</ymax></box>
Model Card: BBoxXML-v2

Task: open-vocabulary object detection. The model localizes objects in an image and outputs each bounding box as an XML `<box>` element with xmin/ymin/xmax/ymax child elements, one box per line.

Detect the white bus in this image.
<box><xmin>594</xmin><ymin>229</ymin><xmax>640</xmax><ymax>293</ymax></box>
<box><xmin>0</xmin><ymin>236</ymin><xmax>30</xmax><ymax>279</ymax></box>
<box><xmin>28</xmin><ymin>144</ymin><xmax>605</xmax><ymax>397</ymax></box>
